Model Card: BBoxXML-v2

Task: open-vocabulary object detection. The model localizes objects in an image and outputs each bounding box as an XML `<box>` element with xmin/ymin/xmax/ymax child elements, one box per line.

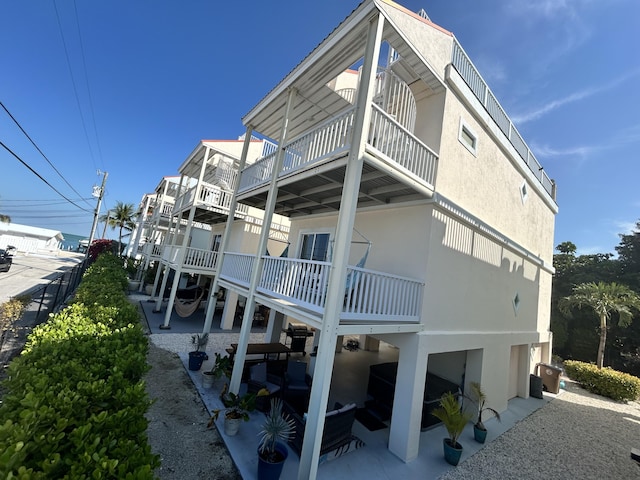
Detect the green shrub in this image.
<box><xmin>564</xmin><ymin>360</ymin><xmax>640</xmax><ymax>401</ymax></box>
<box><xmin>0</xmin><ymin>252</ymin><xmax>159</xmax><ymax>478</ymax></box>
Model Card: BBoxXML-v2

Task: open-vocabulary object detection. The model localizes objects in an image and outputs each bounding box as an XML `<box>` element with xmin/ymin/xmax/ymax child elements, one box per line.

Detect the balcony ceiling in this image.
<box><xmin>243</xmin><ymin>2</ymin><xmax>444</xmax><ymax>144</ymax></box>
<box><xmin>238</xmin><ymin>155</ymin><xmax>428</xmax><ymax>218</ymax></box>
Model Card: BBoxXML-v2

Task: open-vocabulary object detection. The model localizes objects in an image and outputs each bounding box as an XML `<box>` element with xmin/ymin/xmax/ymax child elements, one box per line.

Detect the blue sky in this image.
<box><xmin>1</xmin><ymin>0</ymin><xmax>638</xmax><ymax>256</ymax></box>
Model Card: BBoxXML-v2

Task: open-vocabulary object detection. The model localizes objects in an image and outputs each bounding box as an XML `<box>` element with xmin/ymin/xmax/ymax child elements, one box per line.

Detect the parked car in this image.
<box><xmin>0</xmin><ymin>247</ymin><xmax>14</xmax><ymax>272</ymax></box>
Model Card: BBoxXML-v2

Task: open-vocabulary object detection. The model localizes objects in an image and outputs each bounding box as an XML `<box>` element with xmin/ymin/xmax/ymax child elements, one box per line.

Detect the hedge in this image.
<box><xmin>0</xmin><ymin>253</ymin><xmax>160</xmax><ymax>479</ymax></box>
<box><xmin>564</xmin><ymin>360</ymin><xmax>640</xmax><ymax>402</ymax></box>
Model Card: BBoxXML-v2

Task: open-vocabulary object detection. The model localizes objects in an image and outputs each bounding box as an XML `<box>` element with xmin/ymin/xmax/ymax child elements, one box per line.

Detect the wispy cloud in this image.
<box><xmin>532</xmin><ymin>123</ymin><xmax>640</xmax><ymax>160</ymax></box>
<box><xmin>513</xmin><ymin>70</ymin><xmax>640</xmax><ymax>124</ymax></box>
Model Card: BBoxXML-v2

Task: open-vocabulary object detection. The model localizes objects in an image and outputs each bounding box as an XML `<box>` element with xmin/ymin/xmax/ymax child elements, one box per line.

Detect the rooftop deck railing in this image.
<box><xmin>220</xmin><ymin>252</ymin><xmax>423</xmax><ymax>323</ymax></box>
<box><xmin>451</xmin><ymin>40</ymin><xmax>555</xmax><ymax>198</ymax></box>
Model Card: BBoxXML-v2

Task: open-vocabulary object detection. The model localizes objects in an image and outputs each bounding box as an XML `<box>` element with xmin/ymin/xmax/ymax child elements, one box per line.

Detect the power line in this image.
<box><xmin>0</xmin><ymin>140</ymin><xmax>93</xmax><ymax>214</ymax></box>
<box><xmin>0</xmin><ymin>101</ymin><xmax>93</xmax><ymax>209</ymax></box>
<box><xmin>52</xmin><ymin>0</ymin><xmax>98</xmax><ymax>172</ymax></box>
<box><xmin>72</xmin><ymin>0</ymin><xmax>104</xmax><ymax>171</ymax></box>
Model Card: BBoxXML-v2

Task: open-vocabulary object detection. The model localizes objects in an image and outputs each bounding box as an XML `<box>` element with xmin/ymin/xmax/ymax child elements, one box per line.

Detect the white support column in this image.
<box><xmin>162</xmin><ymin>204</ymin><xmax>197</xmax><ymax>328</ymax></box>
<box><xmin>265</xmin><ymin>310</ymin><xmax>284</xmax><ymax>343</ymax></box>
<box><xmin>229</xmin><ymin>89</ymin><xmax>297</xmax><ymax>395</ymax></box>
<box><xmin>154</xmin><ymin>175</ymin><xmax>186</xmax><ymax>311</ymax></box>
<box><xmin>388</xmin><ymin>333</ymin><xmax>428</xmax><ymax>462</ymax></box>
<box><xmin>220</xmin><ymin>290</ymin><xmax>238</xmax><ymax>330</ymax></box>
<box><xmin>202</xmin><ymin>127</ymin><xmax>253</xmax><ymax>334</ymax></box>
<box><xmin>297</xmin><ymin>13</ymin><xmax>384</xmax><ymax>480</ymax></box>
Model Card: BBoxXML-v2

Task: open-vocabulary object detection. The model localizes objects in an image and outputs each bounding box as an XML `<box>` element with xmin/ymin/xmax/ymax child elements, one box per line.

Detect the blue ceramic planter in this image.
<box><xmin>257</xmin><ymin>442</ymin><xmax>288</xmax><ymax>480</ymax></box>
<box><xmin>443</xmin><ymin>438</ymin><xmax>463</xmax><ymax>466</ymax></box>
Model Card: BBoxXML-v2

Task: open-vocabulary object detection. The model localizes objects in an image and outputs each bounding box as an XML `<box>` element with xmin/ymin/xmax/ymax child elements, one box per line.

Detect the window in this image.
<box><xmin>520</xmin><ymin>181</ymin><xmax>529</xmax><ymax>204</ymax></box>
<box><xmin>299</xmin><ymin>233</ymin><xmax>330</xmax><ymax>261</ymax></box>
<box><xmin>513</xmin><ymin>292</ymin><xmax>521</xmax><ymax>314</ymax></box>
<box><xmin>458</xmin><ymin>119</ymin><xmax>478</xmax><ymax>156</ymax></box>
<box><xmin>211</xmin><ymin>234</ymin><xmax>222</xmax><ymax>252</ymax></box>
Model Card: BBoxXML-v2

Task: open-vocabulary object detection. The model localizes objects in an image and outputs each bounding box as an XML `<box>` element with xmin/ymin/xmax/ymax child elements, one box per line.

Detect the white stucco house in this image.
<box><xmin>138</xmin><ymin>139</ymin><xmax>291</xmax><ymax>329</ymax></box>
<box><xmin>206</xmin><ymin>1</ymin><xmax>557</xmax><ymax>478</ymax></box>
<box><xmin>0</xmin><ymin>222</ymin><xmax>64</xmax><ymax>254</ymax></box>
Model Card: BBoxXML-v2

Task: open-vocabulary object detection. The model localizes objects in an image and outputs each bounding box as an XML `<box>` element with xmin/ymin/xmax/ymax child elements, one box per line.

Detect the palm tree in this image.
<box><xmin>102</xmin><ymin>202</ymin><xmax>136</xmax><ymax>255</ymax></box>
<box><xmin>560</xmin><ymin>282</ymin><xmax>640</xmax><ymax>368</ymax></box>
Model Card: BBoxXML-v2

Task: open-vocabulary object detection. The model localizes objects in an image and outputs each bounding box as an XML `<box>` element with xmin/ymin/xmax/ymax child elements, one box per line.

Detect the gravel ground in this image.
<box><xmin>441</xmin><ymin>380</ymin><xmax>640</xmax><ymax>480</ymax></box>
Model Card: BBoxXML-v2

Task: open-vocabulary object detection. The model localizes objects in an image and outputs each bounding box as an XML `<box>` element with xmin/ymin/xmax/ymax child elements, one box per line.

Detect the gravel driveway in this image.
<box><xmin>441</xmin><ymin>380</ymin><xmax>640</xmax><ymax>480</ymax></box>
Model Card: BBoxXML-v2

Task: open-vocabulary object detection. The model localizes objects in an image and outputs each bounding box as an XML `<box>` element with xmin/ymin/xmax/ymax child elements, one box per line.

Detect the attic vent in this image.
<box><xmin>520</xmin><ymin>181</ymin><xmax>529</xmax><ymax>204</ymax></box>
<box><xmin>513</xmin><ymin>293</ymin><xmax>521</xmax><ymax>313</ymax></box>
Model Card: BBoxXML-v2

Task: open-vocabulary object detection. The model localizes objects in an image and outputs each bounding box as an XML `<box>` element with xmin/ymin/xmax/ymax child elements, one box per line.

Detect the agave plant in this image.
<box><xmin>258</xmin><ymin>398</ymin><xmax>295</xmax><ymax>463</ymax></box>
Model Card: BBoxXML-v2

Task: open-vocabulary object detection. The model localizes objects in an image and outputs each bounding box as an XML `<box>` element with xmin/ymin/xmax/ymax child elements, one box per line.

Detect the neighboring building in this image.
<box><xmin>212</xmin><ymin>1</ymin><xmax>557</xmax><ymax>478</ymax></box>
<box><xmin>139</xmin><ymin>139</ymin><xmax>291</xmax><ymax>329</ymax></box>
<box><xmin>0</xmin><ymin>222</ymin><xmax>64</xmax><ymax>254</ymax></box>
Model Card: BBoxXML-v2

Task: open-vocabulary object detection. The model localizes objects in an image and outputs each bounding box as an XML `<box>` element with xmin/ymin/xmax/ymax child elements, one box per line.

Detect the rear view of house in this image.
<box><xmin>210</xmin><ymin>1</ymin><xmax>557</xmax><ymax>478</ymax></box>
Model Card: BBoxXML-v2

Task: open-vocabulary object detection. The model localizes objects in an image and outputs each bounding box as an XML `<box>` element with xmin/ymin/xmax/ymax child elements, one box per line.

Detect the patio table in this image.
<box><xmin>228</xmin><ymin>342</ymin><xmax>292</xmax><ymax>362</ymax></box>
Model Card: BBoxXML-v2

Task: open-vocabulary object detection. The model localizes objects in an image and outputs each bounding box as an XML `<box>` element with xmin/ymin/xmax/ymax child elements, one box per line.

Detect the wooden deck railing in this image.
<box><xmin>220</xmin><ymin>253</ymin><xmax>423</xmax><ymax>323</ymax></box>
<box><xmin>162</xmin><ymin>245</ymin><xmax>218</xmax><ymax>270</ymax></box>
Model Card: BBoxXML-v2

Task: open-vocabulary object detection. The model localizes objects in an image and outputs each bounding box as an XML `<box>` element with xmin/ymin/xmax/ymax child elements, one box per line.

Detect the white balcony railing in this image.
<box><xmin>220</xmin><ymin>253</ymin><xmax>423</xmax><ymax>322</ymax></box>
<box><xmin>173</xmin><ymin>182</ymin><xmax>248</xmax><ymax>216</ymax></box>
<box><xmin>239</xmin><ymin>103</ymin><xmax>438</xmax><ymax>194</ymax></box>
<box><xmin>240</xmin><ymin>107</ymin><xmax>356</xmax><ymax>191</ymax></box>
<box><xmin>161</xmin><ymin>245</ymin><xmax>218</xmax><ymax>271</ymax></box>
<box><xmin>368</xmin><ymin>104</ymin><xmax>438</xmax><ymax>186</ymax></box>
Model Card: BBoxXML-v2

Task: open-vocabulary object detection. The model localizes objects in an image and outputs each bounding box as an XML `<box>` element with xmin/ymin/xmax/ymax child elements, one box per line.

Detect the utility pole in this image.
<box><xmin>86</xmin><ymin>170</ymin><xmax>108</xmax><ymax>258</ymax></box>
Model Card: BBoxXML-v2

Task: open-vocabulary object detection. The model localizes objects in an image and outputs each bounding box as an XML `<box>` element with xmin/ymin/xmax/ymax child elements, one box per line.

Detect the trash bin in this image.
<box><xmin>537</xmin><ymin>363</ymin><xmax>562</xmax><ymax>394</ymax></box>
<box><xmin>529</xmin><ymin>374</ymin><xmax>544</xmax><ymax>399</ymax></box>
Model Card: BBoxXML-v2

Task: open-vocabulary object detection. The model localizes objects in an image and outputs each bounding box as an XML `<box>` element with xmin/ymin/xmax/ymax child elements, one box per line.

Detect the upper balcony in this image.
<box><xmin>173</xmin><ymin>181</ymin><xmax>249</xmax><ymax>225</ymax></box>
<box><xmin>237</xmin><ymin>100</ymin><xmax>438</xmax><ymax>217</ymax></box>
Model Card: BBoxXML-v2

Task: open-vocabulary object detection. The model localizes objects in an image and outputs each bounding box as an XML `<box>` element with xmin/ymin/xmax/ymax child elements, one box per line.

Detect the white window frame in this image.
<box><xmin>297</xmin><ymin>229</ymin><xmax>334</xmax><ymax>262</ymax></box>
<box><xmin>458</xmin><ymin>119</ymin><xmax>478</xmax><ymax>156</ymax></box>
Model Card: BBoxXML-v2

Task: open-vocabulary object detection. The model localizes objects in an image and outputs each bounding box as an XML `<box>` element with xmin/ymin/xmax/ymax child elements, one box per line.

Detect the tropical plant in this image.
<box><xmin>209</xmin><ymin>352</ymin><xmax>233</xmax><ymax>379</ymax></box>
<box><xmin>0</xmin><ymin>214</ymin><xmax>10</xmax><ymax>223</ymax></box>
<box><xmin>431</xmin><ymin>392</ymin><xmax>472</xmax><ymax>448</ymax></box>
<box><xmin>560</xmin><ymin>282</ymin><xmax>640</xmax><ymax>368</ymax></box>
<box><xmin>258</xmin><ymin>398</ymin><xmax>295</xmax><ymax>463</ymax></box>
<box><xmin>191</xmin><ymin>333</ymin><xmax>208</xmax><ymax>352</ymax></box>
<box><xmin>468</xmin><ymin>382</ymin><xmax>500</xmax><ymax>430</ymax></box>
<box><xmin>209</xmin><ymin>384</ymin><xmax>266</xmax><ymax>423</ymax></box>
<box><xmin>101</xmin><ymin>201</ymin><xmax>137</xmax><ymax>254</ymax></box>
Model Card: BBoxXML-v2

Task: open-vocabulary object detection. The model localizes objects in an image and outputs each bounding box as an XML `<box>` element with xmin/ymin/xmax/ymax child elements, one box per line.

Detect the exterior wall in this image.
<box><xmin>204</xmin><ymin>140</ymin><xmax>266</xmax><ymax>166</ymax></box>
<box><xmin>423</xmin><ymin>204</ymin><xmax>547</xmax><ymax>333</ymax></box>
<box><xmin>435</xmin><ymin>81</ymin><xmax>555</xmax><ymax>263</ymax></box>
<box><xmin>378</xmin><ymin>0</ymin><xmax>453</xmax><ymax>77</ymax></box>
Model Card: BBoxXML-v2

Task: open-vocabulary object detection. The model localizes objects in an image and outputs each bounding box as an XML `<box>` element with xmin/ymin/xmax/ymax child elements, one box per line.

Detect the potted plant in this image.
<box><xmin>257</xmin><ymin>398</ymin><xmax>295</xmax><ymax>480</ymax></box>
<box><xmin>188</xmin><ymin>333</ymin><xmax>208</xmax><ymax>371</ymax></box>
<box><xmin>468</xmin><ymin>382</ymin><xmax>501</xmax><ymax>443</ymax></box>
<box><xmin>209</xmin><ymin>384</ymin><xmax>266</xmax><ymax>436</ymax></box>
<box><xmin>143</xmin><ymin>263</ymin><xmax>158</xmax><ymax>295</ymax></box>
<box><xmin>202</xmin><ymin>352</ymin><xmax>232</xmax><ymax>389</ymax></box>
<box><xmin>431</xmin><ymin>391</ymin><xmax>472</xmax><ymax>466</ymax></box>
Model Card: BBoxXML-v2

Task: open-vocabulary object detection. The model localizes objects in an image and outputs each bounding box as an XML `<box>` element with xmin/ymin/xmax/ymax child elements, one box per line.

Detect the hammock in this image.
<box><xmin>344</xmin><ymin>242</ymin><xmax>371</xmax><ymax>295</ymax></box>
<box><xmin>174</xmin><ymin>286</ymin><xmax>205</xmax><ymax>318</ymax></box>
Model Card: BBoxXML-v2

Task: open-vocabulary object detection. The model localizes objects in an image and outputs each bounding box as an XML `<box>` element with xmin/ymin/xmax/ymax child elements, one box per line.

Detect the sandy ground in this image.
<box><xmin>144</xmin><ymin>342</ymin><xmax>242</xmax><ymax>479</ymax></box>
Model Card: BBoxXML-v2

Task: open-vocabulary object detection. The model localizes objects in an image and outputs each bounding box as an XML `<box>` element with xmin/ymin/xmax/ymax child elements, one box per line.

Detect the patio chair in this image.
<box><xmin>247</xmin><ymin>362</ymin><xmax>282</xmax><ymax>412</ymax></box>
<box><xmin>283</xmin><ymin>360</ymin><xmax>312</xmax><ymax>414</ymax></box>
